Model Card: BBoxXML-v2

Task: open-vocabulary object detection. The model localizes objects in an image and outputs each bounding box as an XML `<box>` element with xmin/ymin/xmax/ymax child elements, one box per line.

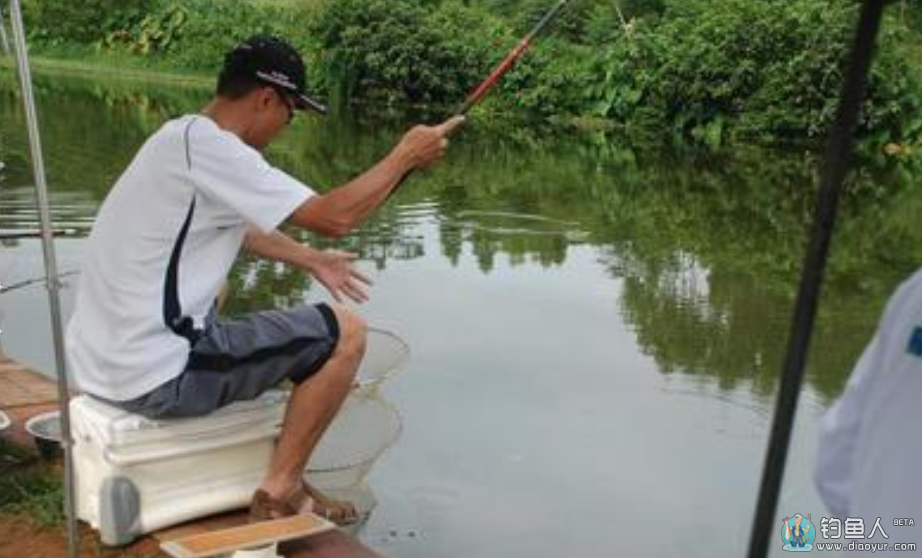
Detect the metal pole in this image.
<box><xmin>745</xmin><ymin>1</ymin><xmax>886</xmax><ymax>557</ymax></box>
<box><xmin>8</xmin><ymin>1</ymin><xmax>80</xmax><ymax>557</ymax></box>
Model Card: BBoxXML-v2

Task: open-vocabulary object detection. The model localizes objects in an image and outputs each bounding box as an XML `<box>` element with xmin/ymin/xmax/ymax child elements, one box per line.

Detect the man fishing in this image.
<box><xmin>65</xmin><ymin>35</ymin><xmax>463</xmax><ymax>524</ymax></box>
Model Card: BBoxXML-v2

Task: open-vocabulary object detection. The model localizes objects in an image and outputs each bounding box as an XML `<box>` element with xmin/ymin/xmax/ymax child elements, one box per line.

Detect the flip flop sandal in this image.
<box><xmin>299</xmin><ymin>481</ymin><xmax>362</xmax><ymax>526</ymax></box>
<box><xmin>249</xmin><ymin>486</ymin><xmax>360</xmax><ymax>526</ymax></box>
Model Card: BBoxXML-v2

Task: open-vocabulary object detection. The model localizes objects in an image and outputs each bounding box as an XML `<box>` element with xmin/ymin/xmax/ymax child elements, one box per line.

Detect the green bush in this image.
<box><xmin>584</xmin><ymin>20</ymin><xmax>662</xmax><ymax>126</ymax></box>
<box><xmin>859</xmin><ymin>21</ymin><xmax>922</xmax><ymax>149</ymax></box>
<box><xmin>587</xmin><ymin>0</ymin><xmax>922</xmax><ymax>146</ymax></box>
<box><xmin>24</xmin><ymin>0</ymin><xmax>153</xmax><ymax>44</ymax></box>
<box><xmin>17</xmin><ymin>0</ymin><xmax>922</xmax><ymax>148</ymax></box>
<box><xmin>484</xmin><ymin>0</ymin><xmax>662</xmax><ymax>45</ymax></box>
<box><xmin>308</xmin><ymin>0</ymin><xmax>509</xmax><ymax>108</ymax></box>
<box><xmin>492</xmin><ymin>37</ymin><xmax>596</xmax><ymax>122</ymax></box>
<box><xmin>166</xmin><ymin>0</ymin><xmax>312</xmax><ymax>71</ymax></box>
<box><xmin>92</xmin><ymin>0</ymin><xmax>317</xmax><ymax>73</ymax></box>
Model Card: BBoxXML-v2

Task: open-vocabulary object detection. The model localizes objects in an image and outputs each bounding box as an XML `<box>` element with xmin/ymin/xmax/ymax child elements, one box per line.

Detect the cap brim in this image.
<box><xmin>294</xmin><ymin>94</ymin><xmax>328</xmax><ymax>115</ymax></box>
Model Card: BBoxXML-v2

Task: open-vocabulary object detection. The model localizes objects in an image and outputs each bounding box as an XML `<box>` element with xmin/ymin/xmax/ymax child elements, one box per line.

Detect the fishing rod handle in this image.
<box><xmin>390</xmin><ymin>115</ymin><xmax>464</xmax><ymax>196</ymax></box>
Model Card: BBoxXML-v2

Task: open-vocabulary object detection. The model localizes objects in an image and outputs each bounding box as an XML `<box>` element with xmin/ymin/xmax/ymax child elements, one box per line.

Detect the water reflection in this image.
<box><xmin>2</xmin><ymin>69</ymin><xmax>920</xmax><ymax>401</ymax></box>
<box><xmin>0</xmin><ymin>185</ymin><xmax>96</xmax><ymax>238</ymax></box>
<box><xmin>1</xmin><ymin>69</ymin><xmax>921</xmax><ymax>557</ymax></box>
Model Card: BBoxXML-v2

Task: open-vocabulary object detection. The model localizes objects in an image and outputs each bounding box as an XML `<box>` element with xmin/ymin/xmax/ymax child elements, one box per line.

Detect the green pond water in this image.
<box><xmin>1</xmin><ymin>69</ymin><xmax>921</xmax><ymax>557</ymax></box>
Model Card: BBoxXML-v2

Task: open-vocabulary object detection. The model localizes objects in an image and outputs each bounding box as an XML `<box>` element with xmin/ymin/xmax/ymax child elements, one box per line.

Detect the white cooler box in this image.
<box><xmin>71</xmin><ymin>390</ymin><xmax>288</xmax><ymax>545</ymax></box>
<box><xmin>71</xmin><ymin>329</ymin><xmax>407</xmax><ymax>546</ymax></box>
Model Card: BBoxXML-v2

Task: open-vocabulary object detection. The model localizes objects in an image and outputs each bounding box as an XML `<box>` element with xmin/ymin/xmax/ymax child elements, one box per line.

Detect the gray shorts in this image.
<box><xmin>112</xmin><ymin>303</ymin><xmax>339</xmax><ymax>419</ymax></box>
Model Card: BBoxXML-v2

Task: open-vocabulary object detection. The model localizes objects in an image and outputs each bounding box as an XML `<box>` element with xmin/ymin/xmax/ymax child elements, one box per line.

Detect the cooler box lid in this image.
<box><xmin>70</xmin><ymin>391</ymin><xmax>287</xmax><ymax>457</ymax></box>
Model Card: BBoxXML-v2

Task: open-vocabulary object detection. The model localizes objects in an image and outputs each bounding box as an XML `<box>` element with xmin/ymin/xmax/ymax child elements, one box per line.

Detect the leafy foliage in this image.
<box><xmin>23</xmin><ymin>0</ymin><xmax>153</xmax><ymax>44</ymax></box>
<box><xmin>18</xmin><ymin>0</ymin><xmax>922</xmax><ymax>148</ymax></box>
<box><xmin>307</xmin><ymin>0</ymin><xmax>509</xmax><ymax>108</ymax></box>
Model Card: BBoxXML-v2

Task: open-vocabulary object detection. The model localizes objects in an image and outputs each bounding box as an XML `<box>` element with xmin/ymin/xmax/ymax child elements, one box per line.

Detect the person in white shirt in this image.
<box><xmin>66</xmin><ymin>35</ymin><xmax>464</xmax><ymax>524</ymax></box>
<box><xmin>815</xmin><ymin>268</ymin><xmax>922</xmax><ymax>549</ymax></box>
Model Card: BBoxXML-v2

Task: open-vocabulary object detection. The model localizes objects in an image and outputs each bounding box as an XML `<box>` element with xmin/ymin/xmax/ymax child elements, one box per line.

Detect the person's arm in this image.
<box><xmin>289</xmin><ymin>115</ymin><xmax>465</xmax><ymax>237</ymax></box>
<box><xmin>243</xmin><ymin>226</ymin><xmax>371</xmax><ymax>303</ymax></box>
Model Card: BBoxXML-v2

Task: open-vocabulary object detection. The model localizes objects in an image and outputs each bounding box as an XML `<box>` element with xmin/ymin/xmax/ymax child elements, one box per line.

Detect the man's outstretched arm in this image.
<box><xmin>289</xmin><ymin>115</ymin><xmax>464</xmax><ymax>237</ymax></box>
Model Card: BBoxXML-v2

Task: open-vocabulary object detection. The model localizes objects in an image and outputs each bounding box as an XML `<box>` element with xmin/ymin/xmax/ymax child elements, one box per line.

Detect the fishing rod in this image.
<box><xmin>454</xmin><ymin>0</ymin><xmax>570</xmax><ymax>116</ymax></box>
<box><xmin>392</xmin><ymin>0</ymin><xmax>570</xmax><ymax>193</ymax></box>
<box><xmin>0</xmin><ymin>270</ymin><xmax>79</xmax><ymax>294</ymax></box>
<box><xmin>0</xmin><ymin>228</ymin><xmax>79</xmax><ymax>240</ymax></box>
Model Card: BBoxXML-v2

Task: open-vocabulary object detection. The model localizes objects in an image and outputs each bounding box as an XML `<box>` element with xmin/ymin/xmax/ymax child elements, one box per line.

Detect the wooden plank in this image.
<box><xmin>161</xmin><ymin>514</ymin><xmax>335</xmax><ymax>558</ymax></box>
<box><xmin>156</xmin><ymin>511</ymin><xmax>384</xmax><ymax>558</ymax></box>
<box><xmin>0</xmin><ymin>353</ymin><xmax>60</xmax><ymax>408</ymax></box>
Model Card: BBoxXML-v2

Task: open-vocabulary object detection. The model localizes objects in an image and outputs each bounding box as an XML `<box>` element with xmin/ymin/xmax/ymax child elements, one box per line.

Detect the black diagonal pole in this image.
<box><xmin>746</xmin><ymin>1</ymin><xmax>888</xmax><ymax>557</ymax></box>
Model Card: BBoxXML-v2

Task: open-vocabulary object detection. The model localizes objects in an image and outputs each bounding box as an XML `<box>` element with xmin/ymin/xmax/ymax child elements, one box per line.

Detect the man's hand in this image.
<box><xmin>309</xmin><ymin>249</ymin><xmax>372</xmax><ymax>304</ymax></box>
<box><xmin>395</xmin><ymin>115</ymin><xmax>466</xmax><ymax>170</ymax></box>
<box><xmin>243</xmin><ymin>229</ymin><xmax>372</xmax><ymax>303</ymax></box>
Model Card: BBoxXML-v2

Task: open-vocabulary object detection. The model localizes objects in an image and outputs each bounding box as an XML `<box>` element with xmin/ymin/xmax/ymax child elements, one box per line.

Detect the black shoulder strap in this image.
<box><xmin>162</xmin><ymin>118</ymin><xmax>200</xmax><ymax>343</ymax></box>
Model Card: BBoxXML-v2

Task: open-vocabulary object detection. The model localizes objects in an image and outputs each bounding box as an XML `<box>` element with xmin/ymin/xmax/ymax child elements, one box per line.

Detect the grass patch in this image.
<box><xmin>0</xmin><ymin>46</ymin><xmax>212</xmax><ymax>89</ymax></box>
<box><xmin>0</xmin><ymin>439</ymin><xmax>64</xmax><ymax>527</ymax></box>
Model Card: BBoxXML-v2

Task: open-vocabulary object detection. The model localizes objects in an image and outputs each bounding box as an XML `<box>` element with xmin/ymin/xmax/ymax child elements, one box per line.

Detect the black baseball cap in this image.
<box><xmin>222</xmin><ymin>35</ymin><xmax>328</xmax><ymax>115</ymax></box>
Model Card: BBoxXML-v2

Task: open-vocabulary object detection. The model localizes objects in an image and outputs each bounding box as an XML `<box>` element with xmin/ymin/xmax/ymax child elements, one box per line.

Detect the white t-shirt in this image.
<box><xmin>815</xmin><ymin>267</ymin><xmax>922</xmax><ymax>543</ymax></box>
<box><xmin>66</xmin><ymin>115</ymin><xmax>313</xmax><ymax>401</ymax></box>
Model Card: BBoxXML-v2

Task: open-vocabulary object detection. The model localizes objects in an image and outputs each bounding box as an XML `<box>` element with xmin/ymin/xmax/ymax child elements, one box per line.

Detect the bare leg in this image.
<box><xmin>257</xmin><ymin>304</ymin><xmax>366</xmax><ymax>519</ymax></box>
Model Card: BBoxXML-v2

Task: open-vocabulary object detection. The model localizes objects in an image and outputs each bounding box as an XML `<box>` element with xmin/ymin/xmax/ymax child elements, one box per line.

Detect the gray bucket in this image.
<box><xmin>25</xmin><ymin>410</ymin><xmax>62</xmax><ymax>459</ymax></box>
